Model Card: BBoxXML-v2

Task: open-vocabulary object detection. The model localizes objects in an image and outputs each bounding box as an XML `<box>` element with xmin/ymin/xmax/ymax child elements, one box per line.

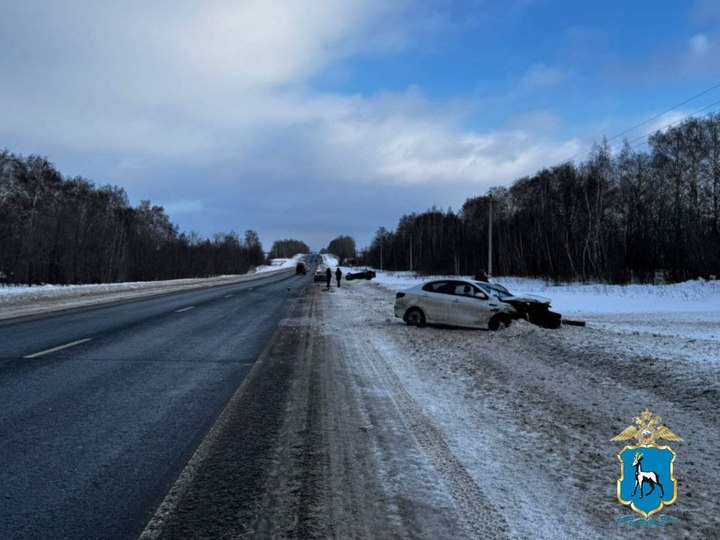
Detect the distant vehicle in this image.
<box><xmin>394</xmin><ymin>279</ymin><xmax>517</xmax><ymax>330</ymax></box>
<box><xmin>475</xmin><ymin>281</ymin><xmax>561</xmax><ymax>329</ymax></box>
<box><xmin>296</xmin><ymin>262</ymin><xmax>306</xmax><ymax>275</ymax></box>
<box><xmin>314</xmin><ymin>264</ymin><xmax>328</xmax><ymax>282</ymax></box>
<box><xmin>346</xmin><ymin>270</ymin><xmax>376</xmax><ymax>281</ymax></box>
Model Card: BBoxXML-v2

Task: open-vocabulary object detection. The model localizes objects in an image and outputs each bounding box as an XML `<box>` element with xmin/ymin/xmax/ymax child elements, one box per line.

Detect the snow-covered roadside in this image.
<box><xmin>321</xmin><ymin>254</ymin><xmax>339</xmax><ymax>267</ymax></box>
<box><xmin>254</xmin><ymin>254</ymin><xmax>305</xmax><ymax>273</ymax></box>
<box><xmin>0</xmin><ymin>268</ymin><xmax>293</xmax><ymax>321</ymax></box>
<box><xmin>326</xmin><ymin>279</ymin><xmax>720</xmax><ymax>538</ymax></box>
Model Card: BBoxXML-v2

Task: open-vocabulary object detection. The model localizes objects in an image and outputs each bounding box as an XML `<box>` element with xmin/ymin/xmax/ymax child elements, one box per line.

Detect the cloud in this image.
<box><xmin>0</xmin><ymin>1</ymin><xmax>413</xmax><ymax>156</ymax></box>
<box><xmin>520</xmin><ymin>63</ymin><xmax>568</xmax><ymax>90</ymax></box>
<box><xmin>163</xmin><ymin>199</ymin><xmax>207</xmax><ymax>216</ymax></box>
<box><xmin>690</xmin><ymin>33</ymin><xmax>710</xmax><ymax>55</ymax></box>
<box><xmin>1</xmin><ymin>1</ymin><xmax>578</xmax><ymax>185</ymax></box>
<box><xmin>239</xmin><ymin>88</ymin><xmax>581</xmax><ymax>187</ymax></box>
<box><xmin>603</xmin><ymin>27</ymin><xmax>719</xmax><ymax>82</ymax></box>
<box><xmin>310</xmin><ymin>97</ymin><xmax>580</xmax><ymax>185</ymax></box>
<box><xmin>504</xmin><ymin>110</ymin><xmax>565</xmax><ymax>132</ymax></box>
<box><xmin>692</xmin><ymin>0</ymin><xmax>720</xmax><ymax>22</ymax></box>
<box><xmin>646</xmin><ymin>110</ymin><xmax>692</xmax><ymax>134</ymax></box>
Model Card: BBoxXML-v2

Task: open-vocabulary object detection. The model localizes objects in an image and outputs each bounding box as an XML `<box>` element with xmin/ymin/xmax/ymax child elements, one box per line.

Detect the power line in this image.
<box><xmin>606</xmin><ymin>81</ymin><xmax>720</xmax><ymax>143</ymax></box>
<box><xmin>617</xmin><ymin>97</ymin><xmax>720</xmax><ymax>153</ymax></box>
<box><xmin>561</xmin><ymin>81</ymin><xmax>720</xmax><ymax>164</ymax></box>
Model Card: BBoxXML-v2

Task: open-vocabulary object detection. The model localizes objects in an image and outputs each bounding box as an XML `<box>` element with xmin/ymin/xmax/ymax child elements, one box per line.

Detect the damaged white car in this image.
<box><xmin>394</xmin><ymin>279</ymin><xmax>518</xmax><ymax>330</ymax></box>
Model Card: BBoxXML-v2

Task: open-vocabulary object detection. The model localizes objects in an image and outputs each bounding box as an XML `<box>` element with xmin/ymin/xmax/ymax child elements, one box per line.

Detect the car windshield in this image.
<box><xmin>474</xmin><ymin>281</ymin><xmax>512</xmax><ymax>299</ymax></box>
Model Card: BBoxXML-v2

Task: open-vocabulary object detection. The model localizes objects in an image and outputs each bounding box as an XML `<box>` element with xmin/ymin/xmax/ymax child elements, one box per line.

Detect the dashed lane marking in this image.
<box><xmin>175</xmin><ymin>306</ymin><xmax>195</xmax><ymax>313</ymax></box>
<box><xmin>24</xmin><ymin>338</ymin><xmax>92</xmax><ymax>359</ymax></box>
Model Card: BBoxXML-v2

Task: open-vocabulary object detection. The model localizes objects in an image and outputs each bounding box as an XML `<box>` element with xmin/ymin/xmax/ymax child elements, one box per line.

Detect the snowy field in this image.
<box><xmin>254</xmin><ymin>252</ymin><xmax>342</xmax><ymax>273</ymax></box>
<box><xmin>253</xmin><ymin>254</ymin><xmax>306</xmax><ymax>273</ymax></box>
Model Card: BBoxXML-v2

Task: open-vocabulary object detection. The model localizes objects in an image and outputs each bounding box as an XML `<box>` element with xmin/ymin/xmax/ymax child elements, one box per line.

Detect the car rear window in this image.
<box><xmin>422</xmin><ymin>281</ymin><xmax>454</xmax><ymax>294</ymax></box>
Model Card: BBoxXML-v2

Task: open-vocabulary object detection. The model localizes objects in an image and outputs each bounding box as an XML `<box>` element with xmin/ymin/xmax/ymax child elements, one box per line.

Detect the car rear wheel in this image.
<box><xmin>404</xmin><ymin>308</ymin><xmax>426</xmax><ymax>327</ymax></box>
<box><xmin>489</xmin><ymin>315</ymin><xmax>510</xmax><ymax>331</ymax></box>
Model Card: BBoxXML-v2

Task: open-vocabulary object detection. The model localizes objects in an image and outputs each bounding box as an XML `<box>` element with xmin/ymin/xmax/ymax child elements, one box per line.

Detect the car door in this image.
<box><xmin>448</xmin><ymin>282</ymin><xmax>494</xmax><ymax>328</ymax></box>
<box><xmin>418</xmin><ymin>281</ymin><xmax>453</xmax><ymax>324</ymax></box>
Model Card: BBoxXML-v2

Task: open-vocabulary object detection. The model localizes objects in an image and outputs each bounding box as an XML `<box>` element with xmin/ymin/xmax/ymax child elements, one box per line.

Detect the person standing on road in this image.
<box><xmin>325</xmin><ymin>267</ymin><xmax>332</xmax><ymax>288</ymax></box>
<box><xmin>335</xmin><ymin>267</ymin><xmax>342</xmax><ymax>287</ymax></box>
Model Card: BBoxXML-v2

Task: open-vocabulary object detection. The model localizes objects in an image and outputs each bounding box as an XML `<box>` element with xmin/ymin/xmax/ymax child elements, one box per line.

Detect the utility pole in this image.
<box><xmin>488</xmin><ymin>196</ymin><xmax>493</xmax><ymax>277</ymax></box>
<box><xmin>380</xmin><ymin>240</ymin><xmax>384</xmax><ymax>271</ymax></box>
<box><xmin>409</xmin><ymin>234</ymin><xmax>413</xmax><ymax>272</ymax></box>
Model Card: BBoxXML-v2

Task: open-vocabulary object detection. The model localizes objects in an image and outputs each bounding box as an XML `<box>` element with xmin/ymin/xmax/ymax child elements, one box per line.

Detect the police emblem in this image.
<box><xmin>612</xmin><ymin>409</ymin><xmax>682</xmax><ymax>522</ymax></box>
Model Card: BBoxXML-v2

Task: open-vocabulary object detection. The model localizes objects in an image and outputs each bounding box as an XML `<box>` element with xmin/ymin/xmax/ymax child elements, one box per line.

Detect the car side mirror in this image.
<box><xmin>474</xmin><ymin>292</ymin><xmax>488</xmax><ymax>300</ymax></box>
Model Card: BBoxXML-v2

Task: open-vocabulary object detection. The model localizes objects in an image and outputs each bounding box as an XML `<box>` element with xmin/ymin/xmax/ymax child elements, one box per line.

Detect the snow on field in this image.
<box><xmin>321</xmin><ymin>254</ymin><xmax>339</xmax><ymax>267</ymax></box>
<box><xmin>254</xmin><ymin>254</ymin><xmax>305</xmax><ymax>273</ymax></box>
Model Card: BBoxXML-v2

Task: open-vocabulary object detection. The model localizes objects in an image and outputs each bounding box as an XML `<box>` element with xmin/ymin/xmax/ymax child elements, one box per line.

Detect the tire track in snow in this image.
<box><xmin>342</xmin><ymin>313</ymin><xmax>510</xmax><ymax>539</ymax></box>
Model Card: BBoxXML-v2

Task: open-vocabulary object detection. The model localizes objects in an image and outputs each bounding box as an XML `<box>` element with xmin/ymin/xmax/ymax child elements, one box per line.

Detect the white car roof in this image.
<box><xmin>402</xmin><ymin>278</ymin><xmax>477</xmax><ymax>291</ymax></box>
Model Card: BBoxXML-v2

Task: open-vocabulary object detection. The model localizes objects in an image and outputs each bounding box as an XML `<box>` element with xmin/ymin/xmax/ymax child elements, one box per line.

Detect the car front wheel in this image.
<box><xmin>489</xmin><ymin>315</ymin><xmax>510</xmax><ymax>331</ymax></box>
<box><xmin>404</xmin><ymin>308</ymin><xmax>426</xmax><ymax>327</ymax></box>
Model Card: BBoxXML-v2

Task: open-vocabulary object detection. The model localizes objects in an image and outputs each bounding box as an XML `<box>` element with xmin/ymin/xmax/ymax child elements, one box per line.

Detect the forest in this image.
<box><xmin>364</xmin><ymin>115</ymin><xmax>720</xmax><ymax>283</ymax></box>
<box><xmin>326</xmin><ymin>235</ymin><xmax>357</xmax><ymax>263</ymax></box>
<box><xmin>0</xmin><ymin>151</ymin><xmax>266</xmax><ymax>285</ymax></box>
<box><xmin>268</xmin><ymin>239</ymin><xmax>310</xmax><ymax>259</ymax></box>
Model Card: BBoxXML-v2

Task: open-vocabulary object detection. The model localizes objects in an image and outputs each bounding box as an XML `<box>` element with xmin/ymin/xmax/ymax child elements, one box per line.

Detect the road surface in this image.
<box><xmin>0</xmin><ymin>270</ymin><xmax>304</xmax><ymax>539</ymax></box>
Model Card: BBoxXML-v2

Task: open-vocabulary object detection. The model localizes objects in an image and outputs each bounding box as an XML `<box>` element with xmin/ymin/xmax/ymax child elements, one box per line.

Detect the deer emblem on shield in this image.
<box><xmin>631</xmin><ymin>452</ymin><xmax>664</xmax><ymax>499</ymax></box>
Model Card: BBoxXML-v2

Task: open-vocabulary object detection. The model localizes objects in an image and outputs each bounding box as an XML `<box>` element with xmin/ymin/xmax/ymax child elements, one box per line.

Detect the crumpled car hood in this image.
<box><xmin>504</xmin><ymin>293</ymin><xmax>551</xmax><ymax>305</ymax></box>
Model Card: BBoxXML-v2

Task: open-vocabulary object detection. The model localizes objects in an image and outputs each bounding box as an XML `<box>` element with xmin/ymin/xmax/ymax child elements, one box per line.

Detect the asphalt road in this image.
<box><xmin>0</xmin><ymin>270</ymin><xmax>307</xmax><ymax>540</ymax></box>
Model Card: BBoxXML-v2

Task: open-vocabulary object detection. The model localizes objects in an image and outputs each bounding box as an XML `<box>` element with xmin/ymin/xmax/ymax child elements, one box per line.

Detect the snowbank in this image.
<box><xmin>254</xmin><ymin>254</ymin><xmax>305</xmax><ymax>274</ymax></box>
<box><xmin>321</xmin><ymin>254</ymin><xmax>339</xmax><ymax>267</ymax></box>
<box><xmin>0</xmin><ymin>276</ymin><xmax>245</xmax><ymax>298</ymax></box>
<box><xmin>0</xmin><ymin>269</ymin><xmax>294</xmax><ymax>321</ymax></box>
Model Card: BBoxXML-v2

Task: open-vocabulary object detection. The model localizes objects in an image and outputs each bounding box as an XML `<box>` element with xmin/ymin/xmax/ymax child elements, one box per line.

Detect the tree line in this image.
<box><xmin>0</xmin><ymin>151</ymin><xmax>266</xmax><ymax>285</ymax></box>
<box><xmin>327</xmin><ymin>235</ymin><xmax>356</xmax><ymax>263</ymax></box>
<box><xmin>364</xmin><ymin>115</ymin><xmax>720</xmax><ymax>283</ymax></box>
<box><xmin>268</xmin><ymin>239</ymin><xmax>310</xmax><ymax>259</ymax></box>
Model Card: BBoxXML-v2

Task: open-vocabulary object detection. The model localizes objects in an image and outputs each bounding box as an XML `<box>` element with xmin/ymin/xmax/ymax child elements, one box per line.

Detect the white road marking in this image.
<box><xmin>175</xmin><ymin>306</ymin><xmax>195</xmax><ymax>313</ymax></box>
<box><xmin>24</xmin><ymin>338</ymin><xmax>92</xmax><ymax>359</ymax></box>
<box><xmin>224</xmin><ymin>294</ymin><xmax>234</xmax><ymax>298</ymax></box>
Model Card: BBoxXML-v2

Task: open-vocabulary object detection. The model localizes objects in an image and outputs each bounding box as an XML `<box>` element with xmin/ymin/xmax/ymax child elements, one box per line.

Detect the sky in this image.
<box><xmin>1</xmin><ymin>0</ymin><xmax>719</xmax><ymax>251</ymax></box>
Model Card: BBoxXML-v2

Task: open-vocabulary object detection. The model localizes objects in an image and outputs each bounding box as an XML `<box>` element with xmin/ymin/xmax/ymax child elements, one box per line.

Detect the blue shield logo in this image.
<box><xmin>617</xmin><ymin>445</ymin><xmax>677</xmax><ymax>518</ymax></box>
